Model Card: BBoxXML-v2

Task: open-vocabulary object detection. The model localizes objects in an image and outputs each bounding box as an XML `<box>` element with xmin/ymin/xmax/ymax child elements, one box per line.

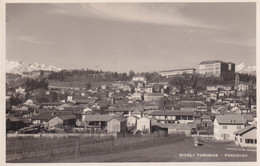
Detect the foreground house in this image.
<box><xmin>48</xmin><ymin>114</ymin><xmax>76</xmax><ymax>130</ymax></box>
<box><xmin>136</xmin><ymin>117</ymin><xmax>151</xmax><ymax>133</ymax></box>
<box><xmin>84</xmin><ymin>114</ymin><xmax>126</xmax><ymax>134</ymax></box>
<box><xmin>234</xmin><ymin>125</ymin><xmax>257</xmax><ymax>148</ymax></box>
<box><xmin>214</xmin><ymin>114</ymin><xmax>246</xmax><ymax>141</ymax></box>
<box><xmin>127</xmin><ymin>115</ymin><xmax>138</xmax><ymax>127</ymax></box>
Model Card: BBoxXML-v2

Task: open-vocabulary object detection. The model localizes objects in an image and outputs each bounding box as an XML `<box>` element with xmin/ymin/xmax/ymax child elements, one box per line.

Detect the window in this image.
<box><xmin>188</xmin><ymin>116</ymin><xmax>193</xmax><ymax>120</ymax></box>
<box><xmin>235</xmin><ymin>137</ymin><xmax>237</xmax><ymax>141</ymax></box>
<box><xmin>240</xmin><ymin>138</ymin><xmax>242</xmax><ymax>143</ymax></box>
<box><xmin>237</xmin><ymin>126</ymin><xmax>242</xmax><ymax>130</ymax></box>
<box><xmin>222</xmin><ymin>126</ymin><xmax>228</xmax><ymax>129</ymax></box>
<box><xmin>245</xmin><ymin>139</ymin><xmax>255</xmax><ymax>144</ymax></box>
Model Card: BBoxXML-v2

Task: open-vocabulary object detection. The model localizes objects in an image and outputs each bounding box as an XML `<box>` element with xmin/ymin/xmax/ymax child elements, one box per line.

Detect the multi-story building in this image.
<box><xmin>214</xmin><ymin>114</ymin><xmax>246</xmax><ymax>141</ymax></box>
<box><xmin>199</xmin><ymin>60</ymin><xmax>235</xmax><ymax>77</ymax></box>
<box><xmin>159</xmin><ymin>68</ymin><xmax>196</xmax><ymax>78</ymax></box>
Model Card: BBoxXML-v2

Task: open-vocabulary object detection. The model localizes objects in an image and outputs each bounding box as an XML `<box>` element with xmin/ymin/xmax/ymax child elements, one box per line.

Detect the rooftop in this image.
<box><xmin>149</xmin><ymin>110</ymin><xmax>194</xmax><ymax>116</ymax></box>
<box><xmin>159</xmin><ymin>68</ymin><xmax>196</xmax><ymax>73</ymax></box>
<box><xmin>215</xmin><ymin>114</ymin><xmax>246</xmax><ymax>125</ymax></box>
<box><xmin>199</xmin><ymin>60</ymin><xmax>235</xmax><ymax>65</ymax></box>
<box><xmin>234</xmin><ymin>125</ymin><xmax>256</xmax><ymax>135</ymax></box>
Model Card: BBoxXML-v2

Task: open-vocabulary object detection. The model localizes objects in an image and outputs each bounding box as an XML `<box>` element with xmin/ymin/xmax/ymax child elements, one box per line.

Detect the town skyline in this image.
<box><xmin>6</xmin><ymin>3</ymin><xmax>256</xmax><ymax>73</ymax></box>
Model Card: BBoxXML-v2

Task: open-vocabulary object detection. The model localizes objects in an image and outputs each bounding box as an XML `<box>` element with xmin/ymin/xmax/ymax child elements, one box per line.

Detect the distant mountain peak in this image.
<box><xmin>235</xmin><ymin>63</ymin><xmax>256</xmax><ymax>75</ymax></box>
<box><xmin>6</xmin><ymin>60</ymin><xmax>62</xmax><ymax>74</ymax></box>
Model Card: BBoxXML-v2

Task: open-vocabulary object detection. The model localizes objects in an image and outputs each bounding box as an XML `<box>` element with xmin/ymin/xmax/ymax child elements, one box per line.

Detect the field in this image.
<box><xmin>7</xmin><ymin>136</ymin><xmax>256</xmax><ymax>162</ymax></box>
<box><xmin>6</xmin><ymin>133</ymin><xmax>186</xmax><ymax>162</ymax></box>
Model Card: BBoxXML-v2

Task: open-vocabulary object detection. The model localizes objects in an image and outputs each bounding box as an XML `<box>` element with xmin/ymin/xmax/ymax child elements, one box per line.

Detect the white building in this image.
<box><xmin>136</xmin><ymin>117</ymin><xmax>151</xmax><ymax>133</ymax></box>
<box><xmin>159</xmin><ymin>68</ymin><xmax>196</xmax><ymax>78</ymax></box>
<box><xmin>234</xmin><ymin>125</ymin><xmax>257</xmax><ymax>148</ymax></box>
<box><xmin>214</xmin><ymin>114</ymin><xmax>246</xmax><ymax>141</ymax></box>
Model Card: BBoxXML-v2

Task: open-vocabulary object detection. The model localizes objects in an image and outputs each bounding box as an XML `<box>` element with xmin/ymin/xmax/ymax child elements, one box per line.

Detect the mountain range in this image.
<box><xmin>235</xmin><ymin>63</ymin><xmax>256</xmax><ymax>75</ymax></box>
<box><xmin>6</xmin><ymin>60</ymin><xmax>256</xmax><ymax>75</ymax></box>
<box><xmin>6</xmin><ymin>60</ymin><xmax>62</xmax><ymax>74</ymax></box>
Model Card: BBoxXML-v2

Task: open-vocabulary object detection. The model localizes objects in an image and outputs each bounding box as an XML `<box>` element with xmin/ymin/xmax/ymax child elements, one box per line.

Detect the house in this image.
<box><xmin>136</xmin><ymin>117</ymin><xmax>151</xmax><ymax>133</ymax></box>
<box><xmin>48</xmin><ymin>114</ymin><xmax>76</xmax><ymax>130</ymax></box>
<box><xmin>144</xmin><ymin>93</ymin><xmax>164</xmax><ymax>102</ymax></box>
<box><xmin>238</xmin><ymin>107</ymin><xmax>251</xmax><ymax>115</ymax></box>
<box><xmin>206</xmin><ymin>86</ymin><xmax>219</xmax><ymax>92</ymax></box>
<box><xmin>234</xmin><ymin>125</ymin><xmax>257</xmax><ymax>148</ymax></box>
<box><xmin>107</xmin><ymin>116</ymin><xmax>127</xmax><ymax>135</ymax></box>
<box><xmin>243</xmin><ymin>114</ymin><xmax>254</xmax><ymax>125</ymax></box>
<box><xmin>131</xmin><ymin>109</ymin><xmax>143</xmax><ymax>118</ymax></box>
<box><xmin>6</xmin><ymin>114</ymin><xmax>24</xmax><ymax>131</ymax></box>
<box><xmin>84</xmin><ymin>114</ymin><xmax>126</xmax><ymax>134</ymax></box>
<box><xmin>15</xmin><ymin>87</ymin><xmax>25</xmax><ymax>94</ymax></box>
<box><xmin>131</xmin><ymin>93</ymin><xmax>143</xmax><ymax>101</ymax></box>
<box><xmin>148</xmin><ymin>110</ymin><xmax>194</xmax><ymax>124</ymax></box>
<box><xmin>84</xmin><ymin>114</ymin><xmax>112</xmax><ymax>133</ymax></box>
<box><xmin>30</xmin><ymin>111</ymin><xmax>72</xmax><ymax>126</ymax></box>
<box><xmin>32</xmin><ymin>70</ymin><xmax>41</xmax><ymax>78</ymax></box>
<box><xmin>235</xmin><ymin>83</ymin><xmax>249</xmax><ymax>92</ymax></box>
<box><xmin>127</xmin><ymin>115</ymin><xmax>138</xmax><ymax>127</ymax></box>
<box><xmin>106</xmin><ymin>107</ymin><xmax>132</xmax><ymax>117</ymax></box>
<box><xmin>196</xmin><ymin>106</ymin><xmax>208</xmax><ymax>113</ymax></box>
<box><xmin>214</xmin><ymin>114</ymin><xmax>246</xmax><ymax>141</ymax></box>
<box><xmin>200</xmin><ymin>114</ymin><xmax>212</xmax><ymax>127</ymax></box>
<box><xmin>132</xmin><ymin>76</ymin><xmax>147</xmax><ymax>86</ymax></box>
<box><xmin>144</xmin><ymin>86</ymin><xmax>153</xmax><ymax>93</ymax></box>
<box><xmin>22</xmin><ymin>71</ymin><xmax>32</xmax><ymax>78</ymax></box>
<box><xmin>40</xmin><ymin>102</ymin><xmax>62</xmax><ymax>109</ymax></box>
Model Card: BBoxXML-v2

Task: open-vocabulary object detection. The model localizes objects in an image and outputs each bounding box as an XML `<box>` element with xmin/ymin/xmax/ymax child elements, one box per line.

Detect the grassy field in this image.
<box><xmin>9</xmin><ymin>138</ymin><xmax>256</xmax><ymax>162</ymax></box>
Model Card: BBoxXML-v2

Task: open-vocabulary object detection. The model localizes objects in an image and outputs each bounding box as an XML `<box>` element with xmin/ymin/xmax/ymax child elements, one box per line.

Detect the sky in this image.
<box><xmin>6</xmin><ymin>3</ymin><xmax>256</xmax><ymax>73</ymax></box>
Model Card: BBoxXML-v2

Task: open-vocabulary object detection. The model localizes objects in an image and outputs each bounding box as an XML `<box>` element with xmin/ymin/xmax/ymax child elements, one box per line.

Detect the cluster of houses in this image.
<box><xmin>6</xmin><ymin>73</ymin><xmax>257</xmax><ymax>148</ymax></box>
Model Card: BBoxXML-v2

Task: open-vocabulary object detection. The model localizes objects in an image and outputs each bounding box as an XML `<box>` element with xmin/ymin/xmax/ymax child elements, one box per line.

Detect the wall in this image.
<box><xmin>137</xmin><ymin>118</ymin><xmax>151</xmax><ymax>133</ymax></box>
<box><xmin>107</xmin><ymin>119</ymin><xmax>120</xmax><ymax>133</ymax></box>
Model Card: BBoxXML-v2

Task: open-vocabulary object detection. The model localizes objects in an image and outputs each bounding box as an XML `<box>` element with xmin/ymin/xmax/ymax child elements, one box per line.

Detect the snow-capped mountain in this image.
<box><xmin>6</xmin><ymin>60</ymin><xmax>62</xmax><ymax>74</ymax></box>
<box><xmin>235</xmin><ymin>63</ymin><xmax>256</xmax><ymax>75</ymax></box>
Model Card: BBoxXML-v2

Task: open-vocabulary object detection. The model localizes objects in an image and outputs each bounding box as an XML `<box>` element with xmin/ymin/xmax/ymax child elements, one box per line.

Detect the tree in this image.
<box><xmin>179</xmin><ymin>85</ymin><xmax>185</xmax><ymax>94</ymax></box>
<box><xmin>9</xmin><ymin>95</ymin><xmax>22</xmax><ymax>106</ymax></box>
<box><xmin>85</xmin><ymin>82</ymin><xmax>92</xmax><ymax>90</ymax></box>
<box><xmin>49</xmin><ymin>91</ymin><xmax>58</xmax><ymax>102</ymax></box>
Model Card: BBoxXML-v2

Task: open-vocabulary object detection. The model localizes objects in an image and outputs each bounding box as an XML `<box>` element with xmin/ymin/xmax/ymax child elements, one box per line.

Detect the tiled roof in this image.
<box><xmin>244</xmin><ymin>114</ymin><xmax>254</xmax><ymax>121</ymax></box>
<box><xmin>201</xmin><ymin>114</ymin><xmax>211</xmax><ymax>119</ymax></box>
<box><xmin>84</xmin><ymin>115</ymin><xmax>113</xmax><ymax>122</ymax></box>
<box><xmin>6</xmin><ymin>114</ymin><xmax>22</xmax><ymax>122</ymax></box>
<box><xmin>234</xmin><ymin>125</ymin><xmax>256</xmax><ymax>135</ymax></box>
<box><xmin>149</xmin><ymin>110</ymin><xmax>194</xmax><ymax>116</ymax></box>
<box><xmin>144</xmin><ymin>93</ymin><xmax>164</xmax><ymax>96</ymax></box>
<box><xmin>111</xmin><ymin>116</ymin><xmax>127</xmax><ymax>122</ymax></box>
<box><xmin>32</xmin><ymin>111</ymin><xmax>73</xmax><ymax>121</ymax></box>
<box><xmin>58</xmin><ymin>114</ymin><xmax>76</xmax><ymax>120</ymax></box>
<box><xmin>215</xmin><ymin>114</ymin><xmax>246</xmax><ymax>125</ymax></box>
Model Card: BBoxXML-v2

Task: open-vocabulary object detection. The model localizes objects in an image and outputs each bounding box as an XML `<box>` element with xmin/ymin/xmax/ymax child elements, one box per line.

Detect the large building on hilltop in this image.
<box><xmin>159</xmin><ymin>68</ymin><xmax>196</xmax><ymax>78</ymax></box>
<box><xmin>199</xmin><ymin>60</ymin><xmax>235</xmax><ymax>77</ymax></box>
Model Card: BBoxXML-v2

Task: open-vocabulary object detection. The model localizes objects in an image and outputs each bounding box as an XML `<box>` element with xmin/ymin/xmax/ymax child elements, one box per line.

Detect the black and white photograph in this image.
<box><xmin>2</xmin><ymin>1</ymin><xmax>258</xmax><ymax>164</ymax></box>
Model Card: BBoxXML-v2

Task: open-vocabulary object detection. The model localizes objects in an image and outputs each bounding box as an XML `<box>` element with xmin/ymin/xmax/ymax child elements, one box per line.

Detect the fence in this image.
<box><xmin>7</xmin><ymin>132</ymin><xmax>117</xmax><ymax>138</ymax></box>
<box><xmin>6</xmin><ymin>133</ymin><xmax>186</xmax><ymax>161</ymax></box>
